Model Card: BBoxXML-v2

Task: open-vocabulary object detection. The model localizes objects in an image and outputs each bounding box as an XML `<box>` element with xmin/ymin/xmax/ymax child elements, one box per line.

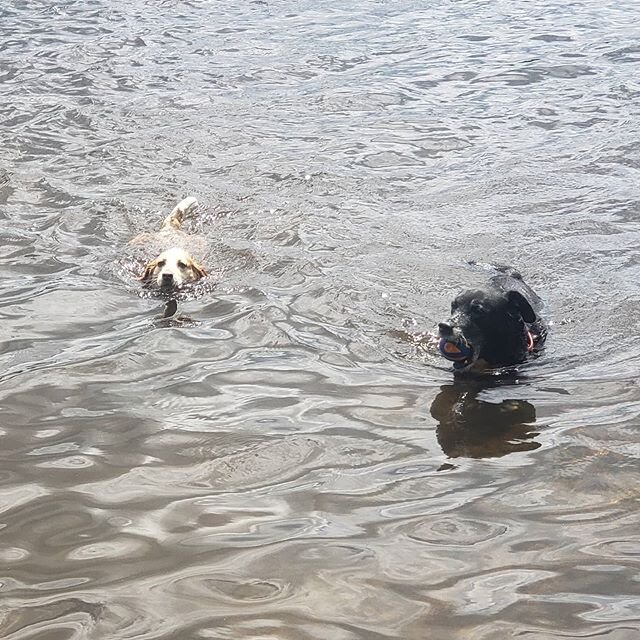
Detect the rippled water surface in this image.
<box><xmin>1</xmin><ymin>1</ymin><xmax>639</xmax><ymax>638</ymax></box>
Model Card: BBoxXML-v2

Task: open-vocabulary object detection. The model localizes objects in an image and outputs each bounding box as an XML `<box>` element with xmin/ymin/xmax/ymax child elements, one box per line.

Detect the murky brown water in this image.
<box><xmin>1</xmin><ymin>1</ymin><xmax>639</xmax><ymax>638</ymax></box>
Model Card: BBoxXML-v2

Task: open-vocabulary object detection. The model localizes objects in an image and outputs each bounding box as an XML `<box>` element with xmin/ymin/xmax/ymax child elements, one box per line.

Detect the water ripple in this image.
<box><xmin>1</xmin><ymin>1</ymin><xmax>639</xmax><ymax>638</ymax></box>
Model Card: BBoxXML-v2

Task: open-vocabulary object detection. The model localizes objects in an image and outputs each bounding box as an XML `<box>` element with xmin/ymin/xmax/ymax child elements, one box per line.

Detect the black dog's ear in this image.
<box><xmin>507</xmin><ymin>290</ymin><xmax>536</xmax><ymax>323</ymax></box>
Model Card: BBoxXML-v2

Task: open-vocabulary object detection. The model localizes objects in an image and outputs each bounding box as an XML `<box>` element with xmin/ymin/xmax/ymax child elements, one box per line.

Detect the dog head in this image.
<box><xmin>139</xmin><ymin>247</ymin><xmax>207</xmax><ymax>289</ymax></box>
<box><xmin>438</xmin><ymin>288</ymin><xmax>537</xmax><ymax>371</ymax></box>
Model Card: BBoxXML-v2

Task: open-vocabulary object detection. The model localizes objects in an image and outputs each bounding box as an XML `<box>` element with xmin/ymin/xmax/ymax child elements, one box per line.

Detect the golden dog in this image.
<box><xmin>133</xmin><ymin>197</ymin><xmax>208</xmax><ymax>289</ymax></box>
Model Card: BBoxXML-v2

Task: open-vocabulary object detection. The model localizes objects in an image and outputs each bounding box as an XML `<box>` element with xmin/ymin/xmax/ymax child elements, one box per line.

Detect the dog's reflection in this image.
<box><xmin>430</xmin><ymin>381</ymin><xmax>540</xmax><ymax>458</ymax></box>
<box><xmin>153</xmin><ymin>299</ymin><xmax>198</xmax><ymax>326</ymax></box>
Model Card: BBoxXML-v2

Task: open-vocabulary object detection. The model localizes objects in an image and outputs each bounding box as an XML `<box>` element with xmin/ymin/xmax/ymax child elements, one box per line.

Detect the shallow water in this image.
<box><xmin>1</xmin><ymin>1</ymin><xmax>639</xmax><ymax>638</ymax></box>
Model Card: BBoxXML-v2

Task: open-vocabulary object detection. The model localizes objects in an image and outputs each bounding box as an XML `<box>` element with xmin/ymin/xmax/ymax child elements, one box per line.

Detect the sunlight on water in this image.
<box><xmin>0</xmin><ymin>1</ymin><xmax>639</xmax><ymax>638</ymax></box>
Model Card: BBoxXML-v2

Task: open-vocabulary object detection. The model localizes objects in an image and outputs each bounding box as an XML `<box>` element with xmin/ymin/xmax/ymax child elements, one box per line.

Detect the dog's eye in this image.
<box><xmin>470</xmin><ymin>300</ymin><xmax>484</xmax><ymax>313</ymax></box>
<box><xmin>177</xmin><ymin>261</ymin><xmax>187</xmax><ymax>269</ymax></box>
<box><xmin>157</xmin><ymin>260</ymin><xmax>166</xmax><ymax>268</ymax></box>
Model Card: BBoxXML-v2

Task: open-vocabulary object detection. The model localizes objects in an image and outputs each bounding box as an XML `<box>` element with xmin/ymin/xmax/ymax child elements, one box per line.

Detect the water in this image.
<box><xmin>1</xmin><ymin>1</ymin><xmax>639</xmax><ymax>638</ymax></box>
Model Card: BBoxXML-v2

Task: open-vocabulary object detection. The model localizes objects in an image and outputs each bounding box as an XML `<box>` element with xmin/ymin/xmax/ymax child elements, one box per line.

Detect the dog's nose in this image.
<box><xmin>161</xmin><ymin>273</ymin><xmax>174</xmax><ymax>284</ymax></box>
<box><xmin>438</xmin><ymin>322</ymin><xmax>453</xmax><ymax>337</ymax></box>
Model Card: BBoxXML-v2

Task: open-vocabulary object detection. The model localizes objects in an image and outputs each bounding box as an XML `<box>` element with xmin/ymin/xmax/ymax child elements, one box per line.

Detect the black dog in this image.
<box><xmin>438</xmin><ymin>267</ymin><xmax>547</xmax><ymax>373</ymax></box>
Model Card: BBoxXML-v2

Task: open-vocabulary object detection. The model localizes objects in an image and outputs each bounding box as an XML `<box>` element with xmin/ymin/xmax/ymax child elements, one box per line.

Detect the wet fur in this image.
<box><xmin>438</xmin><ymin>268</ymin><xmax>547</xmax><ymax>372</ymax></box>
<box><xmin>132</xmin><ymin>197</ymin><xmax>208</xmax><ymax>289</ymax></box>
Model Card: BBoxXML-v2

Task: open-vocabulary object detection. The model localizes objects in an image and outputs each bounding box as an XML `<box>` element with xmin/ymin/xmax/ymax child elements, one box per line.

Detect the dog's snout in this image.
<box><xmin>438</xmin><ymin>322</ymin><xmax>453</xmax><ymax>337</ymax></box>
<box><xmin>161</xmin><ymin>272</ymin><xmax>174</xmax><ymax>284</ymax></box>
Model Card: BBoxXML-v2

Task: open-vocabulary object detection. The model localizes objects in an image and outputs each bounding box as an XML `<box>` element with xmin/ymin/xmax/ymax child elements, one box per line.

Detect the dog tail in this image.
<box><xmin>161</xmin><ymin>196</ymin><xmax>199</xmax><ymax>231</ymax></box>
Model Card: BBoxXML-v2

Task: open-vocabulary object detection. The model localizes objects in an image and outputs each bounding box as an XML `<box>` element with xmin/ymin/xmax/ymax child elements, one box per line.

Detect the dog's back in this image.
<box><xmin>491</xmin><ymin>273</ymin><xmax>544</xmax><ymax>315</ymax></box>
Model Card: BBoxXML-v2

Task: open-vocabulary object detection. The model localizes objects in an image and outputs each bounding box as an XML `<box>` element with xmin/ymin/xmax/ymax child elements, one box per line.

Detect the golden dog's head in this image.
<box><xmin>139</xmin><ymin>247</ymin><xmax>207</xmax><ymax>288</ymax></box>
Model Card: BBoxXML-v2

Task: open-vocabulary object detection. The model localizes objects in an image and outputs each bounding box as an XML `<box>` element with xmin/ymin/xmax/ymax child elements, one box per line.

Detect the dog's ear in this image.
<box><xmin>138</xmin><ymin>258</ymin><xmax>158</xmax><ymax>282</ymax></box>
<box><xmin>507</xmin><ymin>290</ymin><xmax>536</xmax><ymax>323</ymax></box>
<box><xmin>189</xmin><ymin>259</ymin><xmax>208</xmax><ymax>280</ymax></box>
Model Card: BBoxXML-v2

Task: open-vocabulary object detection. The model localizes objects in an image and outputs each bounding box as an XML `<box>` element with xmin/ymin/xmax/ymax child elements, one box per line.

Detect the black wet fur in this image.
<box><xmin>438</xmin><ymin>270</ymin><xmax>547</xmax><ymax>371</ymax></box>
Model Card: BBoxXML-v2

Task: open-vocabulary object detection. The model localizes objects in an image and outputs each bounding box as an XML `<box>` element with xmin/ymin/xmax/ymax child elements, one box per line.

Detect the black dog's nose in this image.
<box><xmin>438</xmin><ymin>322</ymin><xmax>453</xmax><ymax>337</ymax></box>
<box><xmin>161</xmin><ymin>273</ymin><xmax>174</xmax><ymax>284</ymax></box>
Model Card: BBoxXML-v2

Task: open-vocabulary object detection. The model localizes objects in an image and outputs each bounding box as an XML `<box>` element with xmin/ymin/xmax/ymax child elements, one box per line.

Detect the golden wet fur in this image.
<box><xmin>131</xmin><ymin>197</ymin><xmax>208</xmax><ymax>289</ymax></box>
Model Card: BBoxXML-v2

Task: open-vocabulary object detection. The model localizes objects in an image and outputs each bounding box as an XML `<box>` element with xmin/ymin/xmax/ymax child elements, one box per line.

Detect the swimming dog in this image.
<box><xmin>133</xmin><ymin>197</ymin><xmax>208</xmax><ymax>290</ymax></box>
<box><xmin>437</xmin><ymin>267</ymin><xmax>547</xmax><ymax>373</ymax></box>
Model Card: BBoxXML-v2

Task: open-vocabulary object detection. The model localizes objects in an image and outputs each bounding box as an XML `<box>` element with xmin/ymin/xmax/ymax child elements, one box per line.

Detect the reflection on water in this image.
<box><xmin>431</xmin><ymin>381</ymin><xmax>540</xmax><ymax>458</ymax></box>
<box><xmin>1</xmin><ymin>0</ymin><xmax>640</xmax><ymax>638</ymax></box>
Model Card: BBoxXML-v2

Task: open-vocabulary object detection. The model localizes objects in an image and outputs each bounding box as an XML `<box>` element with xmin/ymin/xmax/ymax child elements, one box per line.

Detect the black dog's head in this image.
<box><xmin>438</xmin><ymin>287</ymin><xmax>538</xmax><ymax>372</ymax></box>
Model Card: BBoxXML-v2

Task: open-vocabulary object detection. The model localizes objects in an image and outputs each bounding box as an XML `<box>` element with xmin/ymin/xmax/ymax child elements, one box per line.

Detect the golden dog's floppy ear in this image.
<box><xmin>189</xmin><ymin>258</ymin><xmax>208</xmax><ymax>280</ymax></box>
<box><xmin>138</xmin><ymin>258</ymin><xmax>158</xmax><ymax>282</ymax></box>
